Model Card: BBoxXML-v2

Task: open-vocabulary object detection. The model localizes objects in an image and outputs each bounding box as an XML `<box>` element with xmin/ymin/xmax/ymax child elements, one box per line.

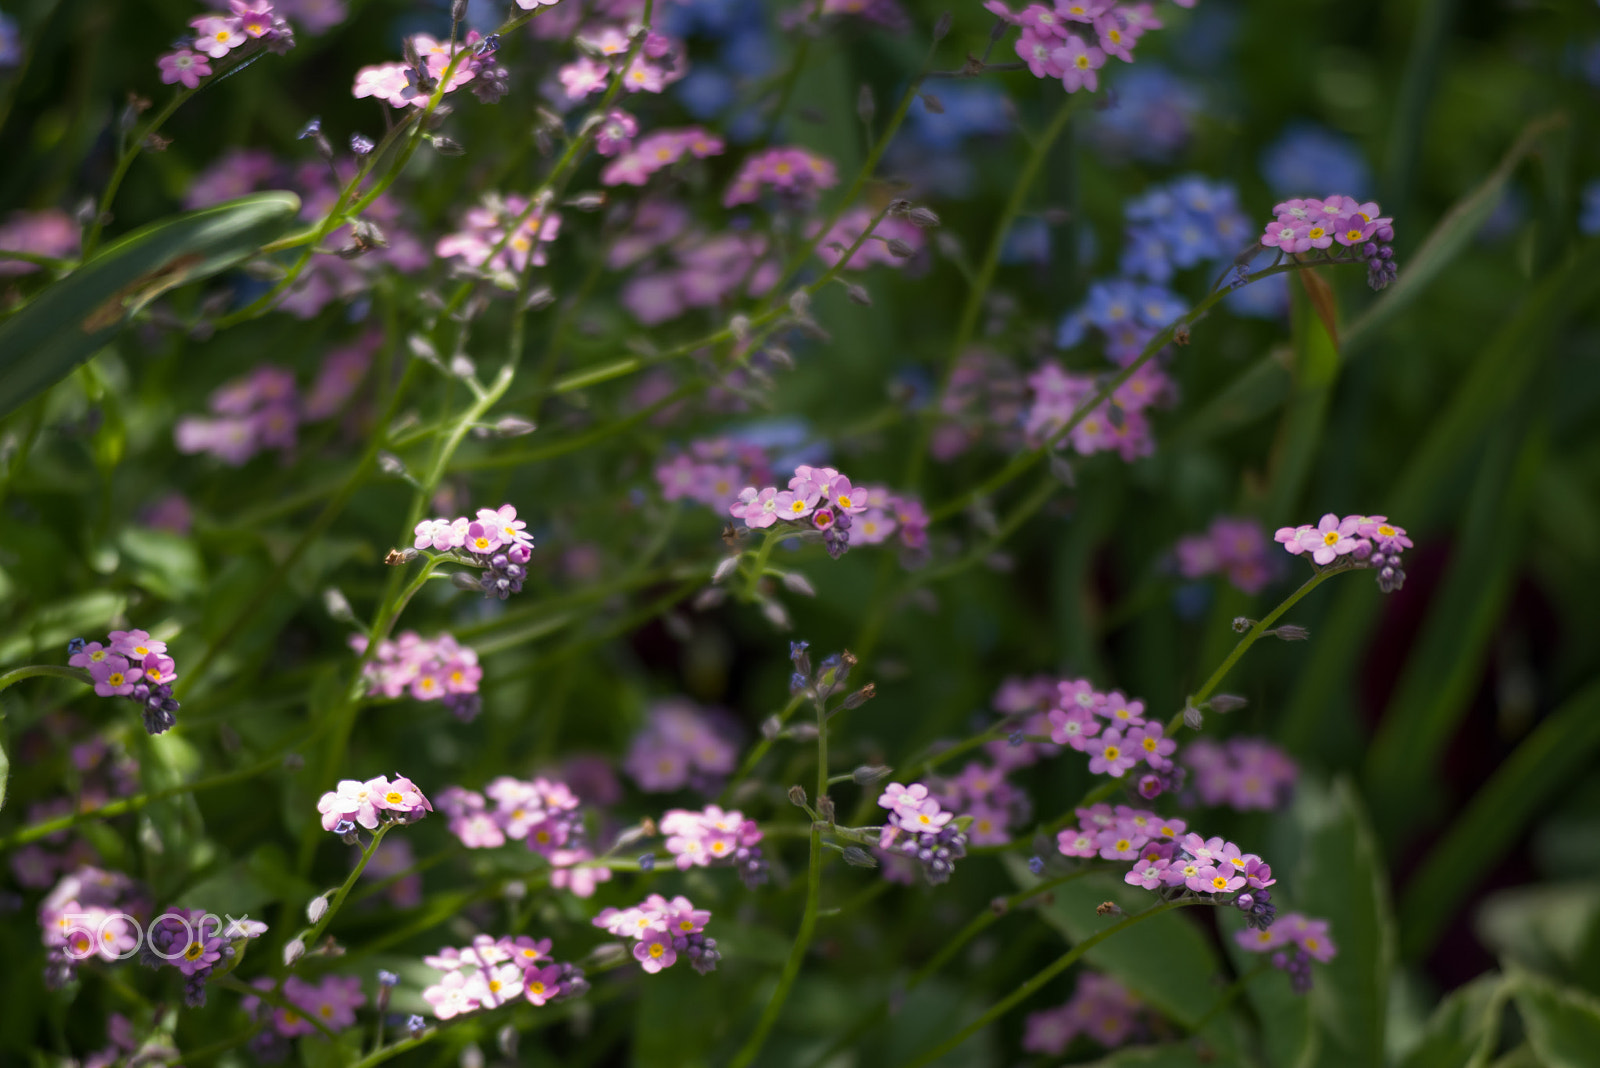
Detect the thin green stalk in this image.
<box><xmin>290</xmin><ymin>824</ymin><xmax>393</xmax><ymax>970</ymax></box>
<box><xmin>719</xmin><ymin>692</ymin><xmax>808</xmax><ymax>804</ymax></box>
<box><xmin>0</xmin><ymin>738</ymin><xmax>310</xmax><ymax>851</ymax></box>
<box><xmin>742</xmin><ymin>529</ymin><xmax>783</xmax><ymax>600</ymax></box>
<box><xmin>81</xmin><ymin>86</ymin><xmax>198</xmax><ymax>258</ymax></box>
<box><xmin>899</xmin><ymin>900</ymin><xmax>1192</xmax><ymax>1068</ymax></box>
<box><xmin>0</xmin><ymin>665</ymin><xmax>91</xmax><ymax>695</ymax></box>
<box><xmin>729</xmin><ymin>696</ymin><xmax>830</xmax><ymax>1068</ymax></box>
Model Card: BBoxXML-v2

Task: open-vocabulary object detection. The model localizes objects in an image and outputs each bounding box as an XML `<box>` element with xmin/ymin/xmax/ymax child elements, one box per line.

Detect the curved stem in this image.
<box><xmin>292</xmin><ymin>824</ymin><xmax>392</xmax><ymax>967</ymax></box>
<box><xmin>898</xmin><ymin>900</ymin><xmax>1193</xmax><ymax>1068</ymax></box>
<box><xmin>1181</xmin><ymin>568</ymin><xmax>1336</xmax><ymax>715</ymax></box>
<box><xmin>0</xmin><ymin>664</ymin><xmax>91</xmax><ymax>695</ymax></box>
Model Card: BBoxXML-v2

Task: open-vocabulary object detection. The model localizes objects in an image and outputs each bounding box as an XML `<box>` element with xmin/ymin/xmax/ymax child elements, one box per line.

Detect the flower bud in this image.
<box><xmin>306</xmin><ymin>894</ymin><xmax>330</xmax><ymax>924</ymax></box>
<box><xmin>781</xmin><ymin>571</ymin><xmax>816</xmax><ymax>597</ymax></box>
<box><xmin>841</xmin><ymin>846</ymin><xmax>876</xmax><ymax>868</ymax></box>
<box><xmin>1269</xmin><ymin>624</ymin><xmax>1310</xmax><ymax>641</ymax></box>
<box><xmin>692</xmin><ymin>586</ymin><xmax>726</xmax><ymax>611</ymax></box>
<box><xmin>638</xmin><ymin>853</ymin><xmax>656</xmax><ymax>872</ymax></box>
<box><xmin>451</xmin><ymin>571</ymin><xmax>482</xmax><ymax>591</ymax></box>
<box><xmin>283</xmin><ymin>938</ymin><xmax>306</xmax><ymax>967</ymax></box>
<box><xmin>841</xmin><ymin>682</ymin><xmax>877</xmax><ymax>710</ymax></box>
<box><xmin>407</xmin><ymin>1015</ymin><xmax>427</xmax><ymax>1038</ymax></box>
<box><xmin>886</xmin><ymin>238</ymin><xmax>915</xmax><ymax>258</ymax></box>
<box><xmin>851</xmin><ymin>764</ymin><xmax>892</xmax><ymax>785</ymax></box>
<box><xmin>460</xmin><ymin>1043</ymin><xmax>484</xmax><ymax>1068</ymax></box>
<box><xmin>919</xmin><ymin>92</ymin><xmax>944</xmax><ymax>115</ymax></box>
<box><xmin>1027</xmin><ymin>855</ymin><xmax>1045</xmax><ymax>875</ymax></box>
<box><xmin>1207</xmin><ymin>694</ymin><xmax>1248</xmax><ymax>713</ymax></box>
<box><xmin>1095</xmin><ymin>901</ymin><xmax>1123</xmax><ymax>917</ymax></box>
<box><xmin>712</xmin><ymin>556</ymin><xmax>741</xmax><ymax>583</ymax></box>
<box><xmin>498</xmin><ymin>1024</ymin><xmax>518</xmax><ymax>1060</ymax></box>
<box><xmin>350</xmin><ymin>133</ymin><xmax>375</xmax><ymax>156</ymax></box>
<box><xmin>786</xmin><ymin>723</ymin><xmax>819</xmax><ymax>742</ymax></box>
<box><xmin>493</xmin><ymin>416</ymin><xmax>537</xmax><ymax>437</ymax></box>
<box><xmin>788</xmin><ymin>785</ymin><xmax>808</xmax><ymax>808</ymax></box>
<box><xmin>1183</xmin><ymin>704</ymin><xmax>1203</xmax><ymax>730</ymax></box>
<box><xmin>761</xmin><ymin>715</ymin><xmax>783</xmax><ymax>740</ymax></box>
<box><xmin>761</xmin><ymin>599</ymin><xmax>791</xmax><ymax>630</ymax></box>
<box><xmin>429</xmin><ymin>135</ymin><xmax>466</xmax><ymax>157</ymax></box>
<box><xmin>377</xmin><ymin>451</ymin><xmax>407</xmax><ymax>477</ymax></box>
<box><xmin>933</xmin><ymin>11</ymin><xmax>954</xmax><ymax>39</ymax></box>
<box><xmin>844</xmin><ymin>283</ymin><xmax>872</xmax><ymax>306</ymax></box>
<box><xmin>906</xmin><ymin>206</ymin><xmax>941</xmax><ymax>228</ymax></box>
<box><xmin>857</xmin><ymin>84</ymin><xmax>876</xmax><ymax>126</ymax></box>
<box><xmin>817</xmin><ymin>796</ymin><xmax>835</xmax><ymax>823</ymax></box>
<box><xmin>449</xmin><ymin>354</ymin><xmax>476</xmax><ymax>379</ymax></box>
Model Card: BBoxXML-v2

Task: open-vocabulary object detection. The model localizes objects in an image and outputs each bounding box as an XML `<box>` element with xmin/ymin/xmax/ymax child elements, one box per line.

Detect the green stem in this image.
<box><xmin>899</xmin><ymin>900</ymin><xmax>1193</xmax><ymax>1068</ymax></box>
<box><xmin>81</xmin><ymin>85</ymin><xmax>198</xmax><ymax>258</ymax></box>
<box><xmin>0</xmin><ymin>665</ymin><xmax>91</xmax><ymax>695</ymax></box>
<box><xmin>293</xmin><ymin>824</ymin><xmax>392</xmax><ymax>967</ymax></box>
<box><xmin>742</xmin><ymin>529</ymin><xmax>782</xmax><ymax>600</ymax></box>
<box><xmin>0</xmin><ymin>737</ymin><xmax>312</xmax><ymax>851</ymax></box>
<box><xmin>730</xmin><ymin>696</ymin><xmax>830</xmax><ymax>1068</ymax></box>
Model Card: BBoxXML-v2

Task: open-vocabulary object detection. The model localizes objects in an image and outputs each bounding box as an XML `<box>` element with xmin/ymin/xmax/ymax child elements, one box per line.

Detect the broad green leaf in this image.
<box><xmin>1293</xmin><ymin>778</ymin><xmax>1396</xmax><ymax>1067</ymax></box>
<box><xmin>119</xmin><ymin>526</ymin><xmax>206</xmax><ymax>602</ymax></box>
<box><xmin>0</xmin><ymin>590</ymin><xmax>128</xmax><ymax>666</ymax></box>
<box><xmin>1343</xmin><ymin>113</ymin><xmax>1565</xmax><ymax>355</ymax></box>
<box><xmin>1398</xmin><ymin>680</ymin><xmax>1600</xmax><ymax>959</ymax></box>
<box><xmin>1219</xmin><ymin>908</ymin><xmax>1317</xmax><ymax>1068</ymax></box>
<box><xmin>1476</xmin><ymin>883</ymin><xmax>1600</xmax><ymax>977</ymax></box>
<box><xmin>1167</xmin><ymin>351</ymin><xmax>1292</xmax><ymax>449</ymax></box>
<box><xmin>1395</xmin><ymin>972</ymin><xmax>1507</xmax><ymax>1068</ymax></box>
<box><xmin>0</xmin><ymin>191</ymin><xmax>301</xmax><ymax>417</ymax></box>
<box><xmin>1510</xmin><ymin>968</ymin><xmax>1600</xmax><ymax>1068</ymax></box>
<box><xmin>1006</xmin><ymin>857</ymin><xmax>1236</xmax><ymax>1050</ymax></box>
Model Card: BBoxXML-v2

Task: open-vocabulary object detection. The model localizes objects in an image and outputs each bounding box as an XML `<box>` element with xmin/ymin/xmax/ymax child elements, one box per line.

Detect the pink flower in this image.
<box><xmin>90</xmin><ymin>657</ymin><xmax>142</xmax><ymax>697</ymax></box>
<box><xmin>477</xmin><ymin>504</ymin><xmax>532</xmax><ymax>548</ymax></box>
<box><xmin>158</xmin><ymin>50</ymin><xmax>212</xmax><ymax>88</ymax></box>
<box><xmin>1125</xmin><ymin>858</ymin><xmax>1171</xmax><ymax>889</ymax></box>
<box><xmin>191</xmin><ymin>16</ymin><xmax>246</xmax><ymax>58</ymax></box>
<box><xmin>633</xmin><ymin>929</ymin><xmax>677</xmax><ymax>973</ymax></box>
<box><xmin>559</xmin><ymin>56</ymin><xmax>610</xmax><ymax>98</ymax></box>
<box><xmin>1297</xmin><ymin>512</ymin><xmax>1361</xmax><ymax>565</ymax></box>
<box><xmin>1262</xmin><ymin>220</ymin><xmax>1311</xmax><ymax>254</ymax></box>
<box><xmin>774</xmin><ymin>483</ymin><xmax>820</xmax><ymax>521</ymax></box>
<box><xmin>1057</xmin><ymin>827</ymin><xmax>1097</xmax><ymax>857</ymax></box>
<box><xmin>1053</xmin><ymin>35</ymin><xmax>1106</xmax><ymax>93</ymax></box>
<box><xmin>1016</xmin><ymin>27</ymin><xmax>1064</xmax><ymax>77</ymax></box>
<box><xmin>423</xmin><ymin>970</ymin><xmax>479</xmax><ymax>1019</ymax></box>
<box><xmin>462</xmin><ymin>521</ymin><xmax>502</xmax><ymax>555</ymax></box>
<box><xmin>1127</xmin><ymin>723</ymin><xmax>1176</xmax><ymax>771</ymax></box>
<box><xmin>1047</xmin><ymin>705</ymin><xmax>1101</xmax><ymax>751</ymax></box>
<box><xmin>1087</xmin><ymin>728</ymin><xmax>1139</xmax><ymax>777</ymax></box>
<box><xmin>731</xmin><ymin>486</ymin><xmax>780</xmax><ymax>529</ymax></box>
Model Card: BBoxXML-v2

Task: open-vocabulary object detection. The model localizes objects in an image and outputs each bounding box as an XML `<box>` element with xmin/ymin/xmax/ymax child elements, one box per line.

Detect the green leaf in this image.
<box><xmin>1395</xmin><ymin>972</ymin><xmax>1506</xmax><ymax>1068</ymax></box>
<box><xmin>1219</xmin><ymin>909</ymin><xmax>1317</xmax><ymax>1068</ymax></box>
<box><xmin>1477</xmin><ymin>882</ymin><xmax>1600</xmax><ymax>977</ymax></box>
<box><xmin>1292</xmin><ymin>778</ymin><xmax>1397</xmax><ymax>1067</ymax></box>
<box><xmin>1397</xmin><ymin>679</ymin><xmax>1600</xmax><ymax>959</ymax></box>
<box><xmin>0</xmin><ymin>191</ymin><xmax>301</xmax><ymax>417</ymax></box>
<box><xmin>1343</xmin><ymin>113</ymin><xmax>1565</xmax><ymax>355</ymax></box>
<box><xmin>1510</xmin><ymin>968</ymin><xmax>1600</xmax><ymax>1068</ymax></box>
<box><xmin>119</xmin><ymin>526</ymin><xmax>206</xmax><ymax>601</ymax></box>
<box><xmin>1365</xmin><ymin>423</ymin><xmax>1545</xmax><ymax>843</ymax></box>
<box><xmin>1167</xmin><ymin>351</ymin><xmax>1292</xmax><ymax>449</ymax></box>
<box><xmin>1007</xmin><ymin>857</ymin><xmax>1235</xmax><ymax>1048</ymax></box>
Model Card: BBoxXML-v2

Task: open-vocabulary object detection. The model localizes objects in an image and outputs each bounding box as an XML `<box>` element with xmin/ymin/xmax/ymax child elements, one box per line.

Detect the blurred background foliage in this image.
<box><xmin>2</xmin><ymin>0</ymin><xmax>1600</xmax><ymax>1064</ymax></box>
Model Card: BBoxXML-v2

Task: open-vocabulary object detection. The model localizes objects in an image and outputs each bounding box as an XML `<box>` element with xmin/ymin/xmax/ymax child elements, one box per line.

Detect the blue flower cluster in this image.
<box><xmin>1259</xmin><ymin>122</ymin><xmax>1371</xmax><ymax>198</ymax></box>
<box><xmin>662</xmin><ymin>0</ymin><xmax>774</xmax><ymax>141</ymax></box>
<box><xmin>1088</xmin><ymin>65</ymin><xmax>1203</xmax><ymax>164</ymax></box>
<box><xmin>1058</xmin><ymin>175</ymin><xmax>1263</xmax><ymax>357</ymax></box>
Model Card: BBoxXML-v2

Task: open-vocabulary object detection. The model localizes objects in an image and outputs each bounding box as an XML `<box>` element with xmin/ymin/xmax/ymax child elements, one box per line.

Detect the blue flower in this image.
<box><xmin>1260</xmin><ymin>122</ymin><xmax>1371</xmax><ymax>197</ymax></box>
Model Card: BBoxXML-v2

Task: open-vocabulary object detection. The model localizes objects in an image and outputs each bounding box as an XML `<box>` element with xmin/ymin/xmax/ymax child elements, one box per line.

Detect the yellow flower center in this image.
<box><xmin>1212</xmin><ymin>875</ymin><xmax>1229</xmax><ymax>890</ymax></box>
<box><xmin>184</xmin><ymin>942</ymin><xmax>204</xmax><ymax>961</ymax></box>
<box><xmin>386</xmin><ymin>791</ymin><xmax>404</xmax><ymax>805</ymax></box>
<box><xmin>1103</xmin><ymin>745</ymin><xmax>1120</xmax><ymax>760</ymax></box>
<box><xmin>530</xmin><ymin>981</ymin><xmax>546</xmax><ymax>994</ymax></box>
<box><xmin>649</xmin><ymin>943</ymin><xmax>665</xmax><ymax>958</ymax></box>
<box><xmin>1305</xmin><ymin>937</ymin><xmax>1320</xmax><ymax>951</ymax></box>
<box><xmin>1378</xmin><ymin>524</ymin><xmax>1395</xmax><ymax>537</ymax></box>
<box><xmin>680</xmin><ymin>920</ymin><xmax>695</xmax><ymax>931</ymax></box>
<box><xmin>1323</xmin><ymin>531</ymin><xmax>1340</xmax><ymax>546</ymax></box>
<box><xmin>107</xmin><ymin>673</ymin><xmax>125</xmax><ymax>686</ymax></box>
<box><xmin>1115</xmin><ymin>839</ymin><xmax>1132</xmax><ymax>851</ymax></box>
<box><xmin>1143</xmin><ymin>738</ymin><xmax>1157</xmax><ymax>751</ymax></box>
<box><xmin>134</xmin><ymin>645</ymin><xmax>150</xmax><ymax>656</ymax></box>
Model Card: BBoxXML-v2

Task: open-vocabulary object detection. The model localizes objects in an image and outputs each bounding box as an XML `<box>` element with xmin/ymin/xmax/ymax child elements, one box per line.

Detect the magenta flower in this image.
<box><xmin>1262</xmin><ymin>220</ymin><xmax>1310</xmax><ymax>253</ymax></box>
<box><xmin>1235</xmin><ymin>926</ymin><xmax>1288</xmax><ymax>953</ymax></box>
<box><xmin>523</xmin><ymin>963</ymin><xmax>564</xmax><ymax>1005</ymax></box>
<box><xmin>1087</xmin><ymin>728</ymin><xmax>1138</xmax><ymax>777</ymax></box>
<box><xmin>141</xmin><ymin>653</ymin><xmax>177</xmax><ymax>688</ymax></box>
<box><xmin>731</xmin><ymin>486</ymin><xmax>780</xmax><ymax>529</ymax></box>
<box><xmin>90</xmin><ymin>657</ymin><xmax>142</xmax><ymax>697</ymax></box>
<box><xmin>1016</xmin><ymin>27</ymin><xmax>1065</xmax><ymax>77</ymax></box>
<box><xmin>68</xmin><ymin>642</ymin><xmax>111</xmax><ymax>670</ymax></box>
<box><xmin>1097</xmin><ymin>691</ymin><xmax>1146</xmax><ymax>728</ymax></box>
<box><xmin>633</xmin><ymin>929</ymin><xmax>677</xmax><ymax>973</ymax></box>
<box><xmin>1124</xmin><ymin>858</ymin><xmax>1171</xmax><ymax>890</ymax></box>
<box><xmin>1047</xmin><ymin>705</ymin><xmax>1101</xmax><ymax>751</ymax></box>
<box><xmin>878</xmin><ymin>782</ymin><xmax>930</xmax><ymax>819</ymax></box>
<box><xmin>897</xmin><ymin>798</ymin><xmax>953</xmax><ymax>834</ymax></box>
<box><xmin>1297</xmin><ymin>513</ymin><xmax>1361</xmax><ymax>565</ymax></box>
<box><xmin>1056</xmin><ymin>827</ymin><xmax>1096</xmax><ymax>857</ymax></box>
<box><xmin>1127</xmin><ymin>723</ymin><xmax>1176</xmax><ymax>771</ymax></box>
<box><xmin>1053</xmin><ymin>35</ymin><xmax>1106</xmax><ymax>92</ymax></box>
<box><xmin>462</xmin><ymin>521</ymin><xmax>502</xmax><ymax>555</ymax></box>
<box><xmin>774</xmin><ymin>483</ymin><xmax>820</xmax><ymax>521</ymax></box>
<box><xmin>595</xmin><ymin>109</ymin><xmax>639</xmax><ymax>157</ymax></box>
<box><xmin>1096</xmin><ymin>828</ymin><xmax>1146</xmax><ymax>860</ymax></box>
<box><xmin>477</xmin><ymin>504</ymin><xmax>532</xmax><ymax>549</ymax></box>
<box><xmin>108</xmin><ymin>629</ymin><xmax>165</xmax><ymax>659</ymax></box>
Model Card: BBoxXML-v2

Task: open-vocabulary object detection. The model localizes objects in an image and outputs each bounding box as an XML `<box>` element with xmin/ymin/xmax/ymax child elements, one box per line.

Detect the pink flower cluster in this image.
<box><xmin>1181</xmin><ymin>737</ymin><xmax>1297</xmax><ymax>811</ymax></box>
<box><xmin>144</xmin><ymin>907</ymin><xmax>268</xmax><ymax>1007</ymax></box>
<box><xmin>1023</xmin><ymin>972</ymin><xmax>1152</xmax><ymax>1054</ymax></box>
<box><xmin>68</xmin><ymin>629</ymin><xmax>181</xmax><ymax>735</ymax></box>
<box><xmin>983</xmin><ymin>674</ymin><xmax>1066</xmax><ymax>770</ymax></box>
<box><xmin>316</xmin><ymin>774</ymin><xmax>432</xmax><ymax>835</ymax></box>
<box><xmin>723</xmin><ymin>147</ymin><xmax>839</xmax><ymax>208</ymax></box>
<box><xmin>39</xmin><ymin>866</ymin><xmax>145</xmax><ymax>989</ymax></box>
<box><xmin>1235</xmin><ymin>912</ymin><xmax>1337</xmax><ymax>992</ymax></box>
<box><xmin>174</xmin><ymin>341</ymin><xmax>375</xmax><ymax>464</ymax></box>
<box><xmin>559</xmin><ymin>25</ymin><xmax>687</xmax><ymax>99</ymax></box>
<box><xmin>1274</xmin><ymin>513</ymin><xmax>1411</xmax><ymax>592</ymax></box>
<box><xmin>0</xmin><ymin>209</ymin><xmax>78</xmax><ymax>275</ymax></box>
<box><xmin>436</xmin><ymin>193</ymin><xmax>563</xmax><ymax>276</ymax></box>
<box><xmin>930</xmin><ymin>350</ymin><xmax>1029</xmax><ymax>462</ymax></box>
<box><xmin>351</xmin><ymin>630</ymin><xmax>481</xmax><ymax>721</ymax></box>
<box><xmin>623</xmin><ymin>699</ymin><xmax>738</xmax><ymax>792</ymax></box>
<box><xmin>242</xmin><ymin>974</ymin><xmax>365</xmax><ymax>1037</ymax></box>
<box><xmin>1024</xmin><ymin>360</ymin><xmax>1173</xmax><ymax>462</ymax></box>
<box><xmin>422</xmin><ymin>935</ymin><xmax>587</xmax><ymax>1019</ymax></box>
<box><xmin>352</xmin><ymin>32</ymin><xmax>499</xmax><ymax>108</ymax></box>
<box><xmin>730</xmin><ymin>465</ymin><xmax>929</xmax><ymax>562</ymax></box>
<box><xmin>1259</xmin><ymin>195</ymin><xmax>1397</xmax><ymax>290</ymax></box>
<box><xmin>594</xmin><ymin>894</ymin><xmax>721</xmax><ymax>975</ymax></box>
<box><xmin>1047</xmin><ymin>680</ymin><xmax>1177</xmax><ymax>790</ymax></box>
<box><xmin>437</xmin><ymin>776</ymin><xmax>611</xmax><ymax>897</ymax></box>
<box><xmin>986</xmin><ymin>0</ymin><xmax>1189</xmax><ymax>94</ymax></box>
<box><xmin>10</xmin><ymin>731</ymin><xmax>138</xmax><ymax>890</ymax></box>
<box><xmin>414</xmin><ymin>503</ymin><xmax>534</xmax><ymax>554</ymax></box>
<box><xmin>933</xmin><ymin>761</ymin><xmax>1031</xmax><ymax>845</ymax></box>
<box><xmin>621</xmin><ymin>228</ymin><xmax>777</xmax><ymax>325</ymax></box>
<box><xmin>1175</xmin><ymin>516</ymin><xmax>1274</xmax><ymax>595</ymax></box>
<box><xmin>876</xmin><ymin>781</ymin><xmax>969</xmax><ymax>884</ymax></box>
<box><xmin>810</xmin><ymin>206</ymin><xmax>925</xmax><ymax>269</ymax></box>
<box><xmin>660</xmin><ymin>805</ymin><xmax>768</xmax><ymax>887</ymax></box>
<box><xmin>600</xmin><ymin>127</ymin><xmax>725</xmax><ymax>187</ymax></box>
<box><xmin>655</xmin><ymin>437</ymin><xmax>773</xmax><ymax>511</ymax></box>
<box><xmin>158</xmin><ymin>0</ymin><xmax>294</xmax><ymax>89</ymax></box>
